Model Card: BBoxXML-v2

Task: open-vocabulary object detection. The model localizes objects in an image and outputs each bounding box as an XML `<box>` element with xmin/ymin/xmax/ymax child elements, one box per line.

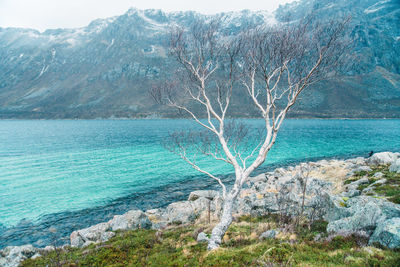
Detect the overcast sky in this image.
<box><xmin>0</xmin><ymin>0</ymin><xmax>296</xmax><ymax>31</ymax></box>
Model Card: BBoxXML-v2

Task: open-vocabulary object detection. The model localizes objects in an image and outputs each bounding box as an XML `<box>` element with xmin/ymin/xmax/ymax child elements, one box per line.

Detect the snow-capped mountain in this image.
<box><xmin>0</xmin><ymin>0</ymin><xmax>399</xmax><ymax>118</ymax></box>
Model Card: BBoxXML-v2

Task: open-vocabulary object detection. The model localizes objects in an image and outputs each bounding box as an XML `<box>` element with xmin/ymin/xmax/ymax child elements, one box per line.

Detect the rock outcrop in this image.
<box><xmin>367</xmin><ymin>152</ymin><xmax>399</xmax><ymax>166</ymax></box>
<box><xmin>389</xmin><ymin>159</ymin><xmax>400</xmax><ymax>173</ymax></box>
<box><xmin>369</xmin><ymin>218</ymin><xmax>400</xmax><ymax>249</ymax></box>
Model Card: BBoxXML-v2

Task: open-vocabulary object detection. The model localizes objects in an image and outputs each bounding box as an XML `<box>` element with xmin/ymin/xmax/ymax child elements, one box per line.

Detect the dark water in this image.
<box><xmin>1</xmin><ymin>119</ymin><xmax>399</xmax><ymax>248</ymax></box>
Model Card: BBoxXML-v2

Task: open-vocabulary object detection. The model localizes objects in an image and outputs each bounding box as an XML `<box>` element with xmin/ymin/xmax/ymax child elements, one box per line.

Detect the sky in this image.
<box><xmin>0</xmin><ymin>0</ymin><xmax>296</xmax><ymax>31</ymax></box>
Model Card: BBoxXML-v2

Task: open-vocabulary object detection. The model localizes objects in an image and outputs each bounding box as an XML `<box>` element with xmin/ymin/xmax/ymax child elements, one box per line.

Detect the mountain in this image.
<box><xmin>0</xmin><ymin>0</ymin><xmax>399</xmax><ymax>119</ymax></box>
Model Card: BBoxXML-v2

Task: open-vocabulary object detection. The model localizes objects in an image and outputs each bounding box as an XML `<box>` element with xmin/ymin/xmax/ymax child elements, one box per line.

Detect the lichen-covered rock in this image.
<box><xmin>321</xmin><ymin>193</ymin><xmax>352</xmax><ymax>222</ymax></box>
<box><xmin>70</xmin><ymin>222</ymin><xmax>115</xmax><ymax>248</ymax></box>
<box><xmin>0</xmin><ymin>244</ymin><xmax>37</xmax><ymax>267</ymax></box>
<box><xmin>163</xmin><ymin>201</ymin><xmax>197</xmax><ymax>224</ymax></box>
<box><xmin>369</xmin><ymin>218</ymin><xmax>400</xmax><ymax>249</ymax></box>
<box><xmin>259</xmin><ymin>229</ymin><xmax>278</xmax><ymax>240</ymax></box>
<box><xmin>340</xmin><ymin>189</ymin><xmax>360</xmax><ymax>198</ymax></box>
<box><xmin>188</xmin><ymin>190</ymin><xmax>218</xmax><ymax>201</ymax></box>
<box><xmin>327</xmin><ymin>201</ymin><xmax>383</xmax><ymax>234</ymax></box>
<box><xmin>389</xmin><ymin>159</ymin><xmax>400</xmax><ymax>173</ymax></box>
<box><xmin>109</xmin><ymin>210</ymin><xmax>151</xmax><ymax>231</ymax></box>
<box><xmin>326</xmin><ymin>196</ymin><xmax>400</xmax><ymax>241</ymax></box>
<box><xmin>346</xmin><ymin>177</ymin><xmax>369</xmax><ymax>190</ymax></box>
<box><xmin>197</xmin><ymin>232</ymin><xmax>209</xmax><ymax>243</ymax></box>
<box><xmin>249</xmin><ymin>173</ymin><xmax>267</xmax><ymax>183</ymax></box>
<box><xmin>367</xmin><ymin>152</ymin><xmax>398</xmax><ymax>166</ymax></box>
<box><xmin>145</xmin><ymin>208</ymin><xmax>168</xmax><ymax>230</ymax></box>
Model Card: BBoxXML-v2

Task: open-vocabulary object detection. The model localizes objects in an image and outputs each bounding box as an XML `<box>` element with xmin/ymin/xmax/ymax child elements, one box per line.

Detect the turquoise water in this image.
<box><xmin>0</xmin><ymin>119</ymin><xmax>400</xmax><ymax>247</ymax></box>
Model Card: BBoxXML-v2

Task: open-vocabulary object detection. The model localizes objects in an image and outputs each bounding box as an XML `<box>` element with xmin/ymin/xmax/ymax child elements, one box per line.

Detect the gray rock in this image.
<box><xmin>362</xmin><ymin>187</ymin><xmax>375</xmax><ymax>194</ymax></box>
<box><xmin>322</xmin><ymin>194</ymin><xmax>352</xmax><ymax>222</ymax></box>
<box><xmin>340</xmin><ymin>189</ymin><xmax>360</xmax><ymax>198</ymax></box>
<box><xmin>31</xmin><ymin>253</ymin><xmax>41</xmax><ymax>260</ymax></box>
<box><xmin>326</xmin><ymin>196</ymin><xmax>400</xmax><ymax>237</ymax></box>
<box><xmin>272</xmin><ymin>168</ymin><xmax>287</xmax><ymax>177</ymax></box>
<box><xmin>259</xmin><ymin>229</ymin><xmax>278</xmax><ymax>240</ymax></box>
<box><xmin>109</xmin><ymin>210</ymin><xmax>151</xmax><ymax>231</ymax></box>
<box><xmin>389</xmin><ymin>159</ymin><xmax>400</xmax><ymax>173</ymax></box>
<box><xmin>327</xmin><ymin>201</ymin><xmax>383</xmax><ymax>234</ymax></box>
<box><xmin>42</xmin><ymin>246</ymin><xmax>55</xmax><ymax>252</ymax></box>
<box><xmin>197</xmin><ymin>232</ymin><xmax>209</xmax><ymax>243</ymax></box>
<box><xmin>70</xmin><ymin>222</ymin><xmax>115</xmax><ymax>248</ymax></box>
<box><xmin>346</xmin><ymin>177</ymin><xmax>369</xmax><ymax>190</ymax></box>
<box><xmin>346</xmin><ymin>157</ymin><xmax>367</xmax><ymax>165</ymax></box>
<box><xmin>163</xmin><ymin>201</ymin><xmax>197</xmax><ymax>224</ymax></box>
<box><xmin>0</xmin><ymin>245</ymin><xmax>37</xmax><ymax>267</ymax></box>
<box><xmin>188</xmin><ymin>190</ymin><xmax>218</xmax><ymax>201</ymax></box>
<box><xmin>369</xmin><ymin>218</ymin><xmax>400</xmax><ymax>249</ymax></box>
<box><xmin>370</xmin><ymin>179</ymin><xmax>387</xmax><ymax>187</ymax></box>
<box><xmin>367</xmin><ymin>152</ymin><xmax>398</xmax><ymax>166</ymax></box>
<box><xmin>373</xmin><ymin>172</ymin><xmax>384</xmax><ymax>178</ymax></box>
<box><xmin>352</xmin><ymin>166</ymin><xmax>372</xmax><ymax>173</ymax></box>
<box><xmin>249</xmin><ymin>173</ymin><xmax>267</xmax><ymax>183</ymax></box>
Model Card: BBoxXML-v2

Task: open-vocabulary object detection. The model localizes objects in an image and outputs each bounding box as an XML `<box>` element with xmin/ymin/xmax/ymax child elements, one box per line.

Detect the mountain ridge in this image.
<box><xmin>0</xmin><ymin>0</ymin><xmax>399</xmax><ymax>119</ymax></box>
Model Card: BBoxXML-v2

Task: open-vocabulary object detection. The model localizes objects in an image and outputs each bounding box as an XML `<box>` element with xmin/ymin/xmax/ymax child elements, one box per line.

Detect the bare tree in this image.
<box><xmin>152</xmin><ymin>16</ymin><xmax>350</xmax><ymax>250</ymax></box>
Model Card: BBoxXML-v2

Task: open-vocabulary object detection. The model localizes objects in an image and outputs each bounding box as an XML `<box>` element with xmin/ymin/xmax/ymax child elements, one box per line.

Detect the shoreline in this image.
<box><xmin>1</xmin><ymin>117</ymin><xmax>400</xmax><ymax>121</ymax></box>
<box><xmin>0</xmin><ymin>149</ymin><xmax>388</xmax><ymax>250</ymax></box>
<box><xmin>1</xmin><ymin>151</ymin><xmax>400</xmax><ymax>266</ymax></box>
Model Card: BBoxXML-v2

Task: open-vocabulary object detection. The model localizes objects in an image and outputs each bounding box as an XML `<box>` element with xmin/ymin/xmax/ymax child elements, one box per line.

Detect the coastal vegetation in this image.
<box><xmin>21</xmin><ymin>215</ymin><xmax>400</xmax><ymax>266</ymax></box>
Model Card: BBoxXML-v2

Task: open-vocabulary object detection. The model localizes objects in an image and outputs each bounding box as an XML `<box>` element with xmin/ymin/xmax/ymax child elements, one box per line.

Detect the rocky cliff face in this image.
<box><xmin>0</xmin><ymin>0</ymin><xmax>399</xmax><ymax>118</ymax></box>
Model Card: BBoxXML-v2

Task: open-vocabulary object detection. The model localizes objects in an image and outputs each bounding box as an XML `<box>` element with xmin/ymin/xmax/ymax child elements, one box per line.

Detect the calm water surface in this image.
<box><xmin>0</xmin><ymin>119</ymin><xmax>399</xmax><ymax>247</ymax></box>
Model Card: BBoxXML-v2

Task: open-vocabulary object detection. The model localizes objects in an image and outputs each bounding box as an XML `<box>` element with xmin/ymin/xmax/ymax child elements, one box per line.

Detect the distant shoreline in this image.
<box><xmin>0</xmin><ymin>117</ymin><xmax>400</xmax><ymax>121</ymax></box>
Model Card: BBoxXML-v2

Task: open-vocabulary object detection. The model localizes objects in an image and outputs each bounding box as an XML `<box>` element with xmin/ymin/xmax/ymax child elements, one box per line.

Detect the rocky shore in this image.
<box><xmin>2</xmin><ymin>152</ymin><xmax>400</xmax><ymax>267</ymax></box>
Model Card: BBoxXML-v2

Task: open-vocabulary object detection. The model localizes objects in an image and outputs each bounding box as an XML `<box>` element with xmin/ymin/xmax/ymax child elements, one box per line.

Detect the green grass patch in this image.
<box><xmin>21</xmin><ymin>216</ymin><xmax>400</xmax><ymax>267</ymax></box>
<box><xmin>344</xmin><ymin>165</ymin><xmax>400</xmax><ymax>204</ymax></box>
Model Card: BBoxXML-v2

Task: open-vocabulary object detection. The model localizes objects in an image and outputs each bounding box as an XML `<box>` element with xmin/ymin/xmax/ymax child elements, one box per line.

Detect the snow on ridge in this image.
<box><xmin>364</xmin><ymin>0</ymin><xmax>390</xmax><ymax>14</ymax></box>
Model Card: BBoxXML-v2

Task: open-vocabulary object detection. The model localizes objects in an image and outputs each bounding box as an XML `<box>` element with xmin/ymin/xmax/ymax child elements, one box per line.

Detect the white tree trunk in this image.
<box><xmin>207</xmin><ymin>195</ymin><xmax>235</xmax><ymax>250</ymax></box>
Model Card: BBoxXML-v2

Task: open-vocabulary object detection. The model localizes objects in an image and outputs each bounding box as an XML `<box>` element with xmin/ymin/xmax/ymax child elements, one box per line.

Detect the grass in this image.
<box><xmin>21</xmin><ymin>216</ymin><xmax>400</xmax><ymax>267</ymax></box>
<box><xmin>345</xmin><ymin>165</ymin><xmax>400</xmax><ymax>204</ymax></box>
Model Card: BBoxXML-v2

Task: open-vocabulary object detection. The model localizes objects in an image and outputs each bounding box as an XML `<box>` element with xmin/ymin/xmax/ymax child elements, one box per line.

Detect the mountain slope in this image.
<box><xmin>0</xmin><ymin>0</ymin><xmax>399</xmax><ymax>118</ymax></box>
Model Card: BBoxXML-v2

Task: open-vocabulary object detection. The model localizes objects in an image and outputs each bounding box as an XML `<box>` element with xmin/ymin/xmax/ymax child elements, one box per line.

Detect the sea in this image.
<box><xmin>1</xmin><ymin>119</ymin><xmax>399</xmax><ymax>248</ymax></box>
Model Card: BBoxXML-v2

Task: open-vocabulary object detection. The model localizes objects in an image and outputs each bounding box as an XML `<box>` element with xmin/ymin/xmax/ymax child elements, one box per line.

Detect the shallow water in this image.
<box><xmin>1</xmin><ymin>119</ymin><xmax>399</xmax><ymax>248</ymax></box>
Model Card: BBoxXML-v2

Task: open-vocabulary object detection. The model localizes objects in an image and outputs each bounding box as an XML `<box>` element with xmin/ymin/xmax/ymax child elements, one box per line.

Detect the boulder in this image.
<box><xmin>321</xmin><ymin>193</ymin><xmax>352</xmax><ymax>222</ymax></box>
<box><xmin>197</xmin><ymin>232</ymin><xmax>209</xmax><ymax>243</ymax></box>
<box><xmin>0</xmin><ymin>245</ymin><xmax>37</xmax><ymax>267</ymax></box>
<box><xmin>163</xmin><ymin>201</ymin><xmax>197</xmax><ymax>224</ymax></box>
<box><xmin>352</xmin><ymin>166</ymin><xmax>372</xmax><ymax>173</ymax></box>
<box><xmin>369</xmin><ymin>178</ymin><xmax>387</xmax><ymax>187</ymax></box>
<box><xmin>369</xmin><ymin>218</ymin><xmax>400</xmax><ymax>249</ymax></box>
<box><xmin>259</xmin><ymin>229</ymin><xmax>278</xmax><ymax>240</ymax></box>
<box><xmin>326</xmin><ymin>196</ymin><xmax>400</xmax><ymax>237</ymax></box>
<box><xmin>188</xmin><ymin>190</ymin><xmax>218</xmax><ymax>201</ymax></box>
<box><xmin>249</xmin><ymin>173</ymin><xmax>267</xmax><ymax>183</ymax></box>
<box><xmin>109</xmin><ymin>210</ymin><xmax>151</xmax><ymax>231</ymax></box>
<box><xmin>327</xmin><ymin>201</ymin><xmax>383</xmax><ymax>234</ymax></box>
<box><xmin>389</xmin><ymin>159</ymin><xmax>400</xmax><ymax>173</ymax></box>
<box><xmin>70</xmin><ymin>222</ymin><xmax>115</xmax><ymax>248</ymax></box>
<box><xmin>367</xmin><ymin>152</ymin><xmax>398</xmax><ymax>166</ymax></box>
<box><xmin>345</xmin><ymin>177</ymin><xmax>369</xmax><ymax>190</ymax></box>
<box><xmin>145</xmin><ymin>208</ymin><xmax>168</xmax><ymax>230</ymax></box>
<box><xmin>373</xmin><ymin>172</ymin><xmax>384</xmax><ymax>178</ymax></box>
<box><xmin>346</xmin><ymin>157</ymin><xmax>367</xmax><ymax>165</ymax></box>
<box><xmin>340</xmin><ymin>189</ymin><xmax>360</xmax><ymax>198</ymax></box>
